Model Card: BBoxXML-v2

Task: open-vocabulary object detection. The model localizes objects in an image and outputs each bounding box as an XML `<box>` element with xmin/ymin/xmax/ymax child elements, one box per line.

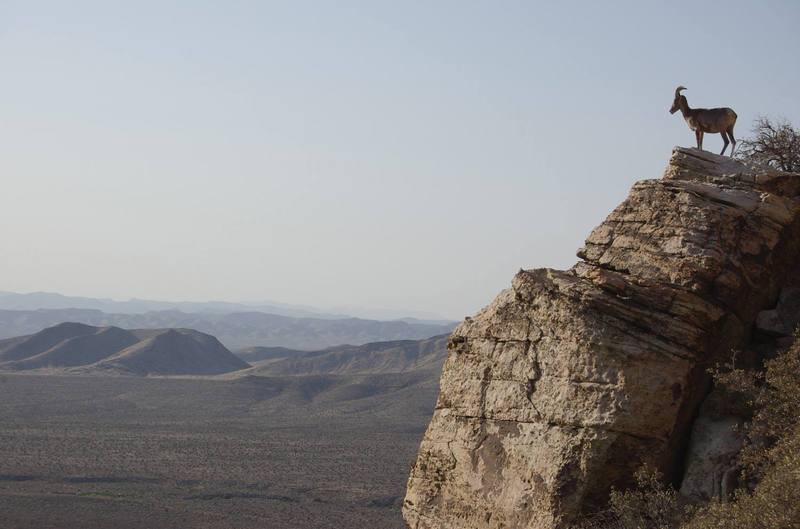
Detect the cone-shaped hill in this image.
<box><xmin>0</xmin><ymin>322</ymin><xmax>250</xmax><ymax>376</ymax></box>
<box><xmin>0</xmin><ymin>322</ymin><xmax>102</xmax><ymax>363</ymax></box>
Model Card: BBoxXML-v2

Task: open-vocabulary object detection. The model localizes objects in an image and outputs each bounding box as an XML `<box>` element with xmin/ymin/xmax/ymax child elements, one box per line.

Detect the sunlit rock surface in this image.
<box><xmin>403</xmin><ymin>148</ymin><xmax>800</xmax><ymax>529</ymax></box>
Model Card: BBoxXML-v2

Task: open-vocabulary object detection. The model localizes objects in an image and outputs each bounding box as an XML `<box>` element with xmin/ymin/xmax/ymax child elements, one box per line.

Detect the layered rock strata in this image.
<box><xmin>403</xmin><ymin>148</ymin><xmax>800</xmax><ymax>529</ymax></box>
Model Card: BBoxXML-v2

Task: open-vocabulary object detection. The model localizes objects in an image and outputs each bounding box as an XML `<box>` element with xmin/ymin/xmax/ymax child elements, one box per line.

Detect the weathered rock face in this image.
<box><xmin>403</xmin><ymin>148</ymin><xmax>800</xmax><ymax>529</ymax></box>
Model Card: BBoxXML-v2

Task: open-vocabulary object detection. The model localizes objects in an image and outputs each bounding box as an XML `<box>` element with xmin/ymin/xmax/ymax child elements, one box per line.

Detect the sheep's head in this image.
<box><xmin>670</xmin><ymin>86</ymin><xmax>687</xmax><ymax>114</ymax></box>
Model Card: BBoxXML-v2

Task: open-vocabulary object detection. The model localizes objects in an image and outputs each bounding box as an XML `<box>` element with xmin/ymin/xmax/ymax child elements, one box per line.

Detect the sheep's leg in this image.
<box><xmin>720</xmin><ymin>132</ymin><xmax>730</xmax><ymax>156</ymax></box>
<box><xmin>728</xmin><ymin>126</ymin><xmax>736</xmax><ymax>156</ymax></box>
<box><xmin>696</xmin><ymin>130</ymin><xmax>704</xmax><ymax>151</ymax></box>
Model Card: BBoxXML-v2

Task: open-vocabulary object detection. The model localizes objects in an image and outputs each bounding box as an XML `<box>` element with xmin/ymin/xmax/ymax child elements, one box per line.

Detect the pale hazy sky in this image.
<box><xmin>1</xmin><ymin>1</ymin><xmax>799</xmax><ymax>320</ymax></box>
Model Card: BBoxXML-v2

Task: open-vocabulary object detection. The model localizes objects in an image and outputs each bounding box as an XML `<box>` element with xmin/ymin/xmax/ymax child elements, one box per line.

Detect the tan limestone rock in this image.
<box><xmin>403</xmin><ymin>147</ymin><xmax>800</xmax><ymax>529</ymax></box>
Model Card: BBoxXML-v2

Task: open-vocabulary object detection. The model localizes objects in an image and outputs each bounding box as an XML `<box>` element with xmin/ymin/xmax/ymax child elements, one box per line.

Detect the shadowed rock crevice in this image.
<box><xmin>403</xmin><ymin>148</ymin><xmax>800</xmax><ymax>529</ymax></box>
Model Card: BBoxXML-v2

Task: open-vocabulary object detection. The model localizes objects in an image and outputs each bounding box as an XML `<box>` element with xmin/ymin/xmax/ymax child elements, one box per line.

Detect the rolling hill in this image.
<box><xmin>0</xmin><ymin>323</ymin><xmax>250</xmax><ymax>375</ymax></box>
<box><xmin>234</xmin><ymin>345</ymin><xmax>306</xmax><ymax>363</ymax></box>
<box><xmin>243</xmin><ymin>334</ymin><xmax>450</xmax><ymax>376</ymax></box>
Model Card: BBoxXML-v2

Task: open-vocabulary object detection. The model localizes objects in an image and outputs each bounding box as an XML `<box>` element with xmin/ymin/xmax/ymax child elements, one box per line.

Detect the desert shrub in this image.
<box><xmin>712</xmin><ymin>331</ymin><xmax>800</xmax><ymax>482</ymax></box>
<box><xmin>737</xmin><ymin>117</ymin><xmax>800</xmax><ymax>173</ymax></box>
<box><xmin>583</xmin><ymin>333</ymin><xmax>800</xmax><ymax>529</ymax></box>
<box><xmin>581</xmin><ymin>466</ymin><xmax>684</xmax><ymax>529</ymax></box>
<box><xmin>682</xmin><ymin>425</ymin><xmax>800</xmax><ymax>529</ymax></box>
<box><xmin>685</xmin><ymin>334</ymin><xmax>800</xmax><ymax>528</ymax></box>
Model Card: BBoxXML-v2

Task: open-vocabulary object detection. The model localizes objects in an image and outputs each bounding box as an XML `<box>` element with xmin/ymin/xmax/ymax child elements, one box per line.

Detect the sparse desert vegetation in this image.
<box><xmin>581</xmin><ymin>331</ymin><xmax>800</xmax><ymax>529</ymax></box>
<box><xmin>0</xmin><ymin>367</ymin><xmax>441</xmax><ymax>528</ymax></box>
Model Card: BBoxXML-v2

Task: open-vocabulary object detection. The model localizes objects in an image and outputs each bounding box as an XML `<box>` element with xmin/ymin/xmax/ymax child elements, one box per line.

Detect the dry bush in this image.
<box><xmin>581</xmin><ymin>466</ymin><xmax>684</xmax><ymax>529</ymax></box>
<box><xmin>713</xmin><ymin>331</ymin><xmax>800</xmax><ymax>482</ymax></box>
<box><xmin>685</xmin><ymin>334</ymin><xmax>800</xmax><ymax>528</ymax></box>
<box><xmin>681</xmin><ymin>426</ymin><xmax>800</xmax><ymax>529</ymax></box>
<box><xmin>583</xmin><ymin>333</ymin><xmax>800</xmax><ymax>529</ymax></box>
<box><xmin>738</xmin><ymin>117</ymin><xmax>800</xmax><ymax>172</ymax></box>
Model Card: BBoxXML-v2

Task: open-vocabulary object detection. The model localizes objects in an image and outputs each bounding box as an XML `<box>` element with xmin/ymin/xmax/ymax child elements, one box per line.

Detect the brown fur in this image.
<box><xmin>670</xmin><ymin>86</ymin><xmax>737</xmax><ymax>156</ymax></box>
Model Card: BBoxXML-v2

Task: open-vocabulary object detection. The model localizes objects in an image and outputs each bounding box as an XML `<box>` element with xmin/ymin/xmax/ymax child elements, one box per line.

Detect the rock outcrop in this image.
<box><xmin>403</xmin><ymin>148</ymin><xmax>800</xmax><ymax>529</ymax></box>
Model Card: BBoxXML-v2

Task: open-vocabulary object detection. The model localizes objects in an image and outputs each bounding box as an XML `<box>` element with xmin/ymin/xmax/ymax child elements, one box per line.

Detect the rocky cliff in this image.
<box><xmin>403</xmin><ymin>148</ymin><xmax>800</xmax><ymax>529</ymax></box>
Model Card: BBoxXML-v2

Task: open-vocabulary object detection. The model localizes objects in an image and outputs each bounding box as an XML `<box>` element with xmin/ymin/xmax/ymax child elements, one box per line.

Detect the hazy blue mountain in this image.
<box><xmin>0</xmin><ymin>291</ymin><xmax>457</xmax><ymax>323</ymax></box>
<box><xmin>0</xmin><ymin>291</ymin><xmax>347</xmax><ymax>319</ymax></box>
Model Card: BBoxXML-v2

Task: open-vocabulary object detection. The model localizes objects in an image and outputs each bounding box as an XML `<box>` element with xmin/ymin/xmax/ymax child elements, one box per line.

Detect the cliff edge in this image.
<box><xmin>403</xmin><ymin>148</ymin><xmax>800</xmax><ymax>529</ymax></box>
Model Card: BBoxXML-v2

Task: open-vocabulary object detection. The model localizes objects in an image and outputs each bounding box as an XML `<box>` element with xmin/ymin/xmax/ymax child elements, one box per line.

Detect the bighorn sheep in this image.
<box><xmin>670</xmin><ymin>86</ymin><xmax>737</xmax><ymax>156</ymax></box>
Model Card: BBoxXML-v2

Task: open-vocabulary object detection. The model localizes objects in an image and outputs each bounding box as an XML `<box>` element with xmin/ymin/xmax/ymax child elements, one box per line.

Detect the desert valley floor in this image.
<box><xmin>0</xmin><ymin>371</ymin><xmax>440</xmax><ymax>528</ymax></box>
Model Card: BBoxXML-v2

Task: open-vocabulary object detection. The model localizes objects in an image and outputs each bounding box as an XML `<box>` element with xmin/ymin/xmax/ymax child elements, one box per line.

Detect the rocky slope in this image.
<box><xmin>0</xmin><ymin>323</ymin><xmax>249</xmax><ymax>375</ymax></box>
<box><xmin>403</xmin><ymin>148</ymin><xmax>800</xmax><ymax>529</ymax></box>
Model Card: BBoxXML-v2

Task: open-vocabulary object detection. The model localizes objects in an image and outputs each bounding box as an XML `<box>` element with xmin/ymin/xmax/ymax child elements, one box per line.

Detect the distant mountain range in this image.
<box><xmin>0</xmin><ymin>291</ymin><xmax>455</xmax><ymax>323</ymax></box>
<box><xmin>0</xmin><ymin>322</ymin><xmax>249</xmax><ymax>376</ymax></box>
<box><xmin>0</xmin><ymin>308</ymin><xmax>457</xmax><ymax>350</ymax></box>
<box><xmin>0</xmin><ymin>291</ymin><xmax>347</xmax><ymax>319</ymax></box>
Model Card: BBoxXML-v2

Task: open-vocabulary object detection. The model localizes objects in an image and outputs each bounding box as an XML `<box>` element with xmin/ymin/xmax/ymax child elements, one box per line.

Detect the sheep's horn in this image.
<box><xmin>675</xmin><ymin>86</ymin><xmax>687</xmax><ymax>97</ymax></box>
